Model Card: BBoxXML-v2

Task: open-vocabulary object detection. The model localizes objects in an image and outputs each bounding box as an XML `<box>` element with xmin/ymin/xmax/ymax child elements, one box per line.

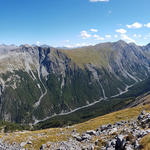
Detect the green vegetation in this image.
<box><xmin>34</xmin><ymin>77</ymin><xmax>150</xmax><ymax>130</ymax></box>
<box><xmin>1</xmin><ymin>69</ymin><xmax>150</xmax><ymax>129</ymax></box>
<box><xmin>33</xmin><ymin>97</ymin><xmax>134</xmax><ymax>130</ymax></box>
<box><xmin>0</xmin><ymin>121</ymin><xmax>30</xmax><ymax>133</ymax></box>
<box><xmin>119</xmin><ymin>78</ymin><xmax>150</xmax><ymax>99</ymax></box>
<box><xmin>0</xmin><ymin>70</ymin><xmax>41</xmax><ymax>123</ymax></box>
<box><xmin>33</xmin><ymin>69</ymin><xmax>104</xmax><ymax>120</ymax></box>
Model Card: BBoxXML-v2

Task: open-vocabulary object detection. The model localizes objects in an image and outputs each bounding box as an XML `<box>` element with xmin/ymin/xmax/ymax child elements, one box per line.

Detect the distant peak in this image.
<box><xmin>116</xmin><ymin>40</ymin><xmax>127</xmax><ymax>44</ymax></box>
<box><xmin>40</xmin><ymin>44</ymin><xmax>50</xmax><ymax>48</ymax></box>
<box><xmin>20</xmin><ymin>44</ymin><xmax>31</xmax><ymax>48</ymax></box>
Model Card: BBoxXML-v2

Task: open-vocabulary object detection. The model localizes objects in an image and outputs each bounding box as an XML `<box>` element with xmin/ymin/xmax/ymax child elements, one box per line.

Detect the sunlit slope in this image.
<box><xmin>61</xmin><ymin>43</ymin><xmax>112</xmax><ymax>68</ymax></box>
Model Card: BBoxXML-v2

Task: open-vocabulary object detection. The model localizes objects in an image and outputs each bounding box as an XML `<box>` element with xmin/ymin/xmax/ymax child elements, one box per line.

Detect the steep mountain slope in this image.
<box><xmin>0</xmin><ymin>40</ymin><xmax>150</xmax><ymax>124</ymax></box>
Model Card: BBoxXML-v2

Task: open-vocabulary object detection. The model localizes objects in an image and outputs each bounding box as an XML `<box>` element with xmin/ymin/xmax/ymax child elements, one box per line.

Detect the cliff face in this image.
<box><xmin>0</xmin><ymin>40</ymin><xmax>150</xmax><ymax>123</ymax></box>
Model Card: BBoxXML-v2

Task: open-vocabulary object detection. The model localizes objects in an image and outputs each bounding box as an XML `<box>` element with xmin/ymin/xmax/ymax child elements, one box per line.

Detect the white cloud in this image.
<box><xmin>114</xmin><ymin>34</ymin><xmax>118</xmax><ymax>38</ymax></box>
<box><xmin>144</xmin><ymin>23</ymin><xmax>150</xmax><ymax>28</ymax></box>
<box><xmin>133</xmin><ymin>34</ymin><xmax>142</xmax><ymax>38</ymax></box>
<box><xmin>90</xmin><ymin>28</ymin><xmax>98</xmax><ymax>32</ymax></box>
<box><xmin>93</xmin><ymin>34</ymin><xmax>104</xmax><ymax>40</ymax></box>
<box><xmin>89</xmin><ymin>0</ymin><xmax>109</xmax><ymax>2</ymax></box>
<box><xmin>116</xmin><ymin>29</ymin><xmax>127</xmax><ymax>34</ymax></box>
<box><xmin>36</xmin><ymin>41</ymin><xmax>40</xmax><ymax>46</ymax></box>
<box><xmin>105</xmin><ymin>34</ymin><xmax>111</xmax><ymax>38</ymax></box>
<box><xmin>64</xmin><ymin>43</ymin><xmax>95</xmax><ymax>48</ymax></box>
<box><xmin>126</xmin><ymin>22</ymin><xmax>143</xmax><ymax>29</ymax></box>
<box><xmin>121</xmin><ymin>34</ymin><xmax>135</xmax><ymax>43</ymax></box>
<box><xmin>80</xmin><ymin>30</ymin><xmax>91</xmax><ymax>39</ymax></box>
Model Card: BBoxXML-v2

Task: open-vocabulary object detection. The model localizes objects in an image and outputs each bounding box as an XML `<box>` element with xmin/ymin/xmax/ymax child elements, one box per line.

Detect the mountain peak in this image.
<box><xmin>113</xmin><ymin>40</ymin><xmax>128</xmax><ymax>48</ymax></box>
<box><xmin>116</xmin><ymin>40</ymin><xmax>127</xmax><ymax>45</ymax></box>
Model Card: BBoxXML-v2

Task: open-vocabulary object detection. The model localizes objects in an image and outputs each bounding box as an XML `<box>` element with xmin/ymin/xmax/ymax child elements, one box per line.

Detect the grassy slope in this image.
<box><xmin>61</xmin><ymin>45</ymin><xmax>111</xmax><ymax>68</ymax></box>
<box><xmin>141</xmin><ymin>135</ymin><xmax>150</xmax><ymax>150</ymax></box>
<box><xmin>0</xmin><ymin>104</ymin><xmax>149</xmax><ymax>149</ymax></box>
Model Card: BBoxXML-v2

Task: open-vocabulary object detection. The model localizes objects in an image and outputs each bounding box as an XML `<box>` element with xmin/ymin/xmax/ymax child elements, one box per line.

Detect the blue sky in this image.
<box><xmin>0</xmin><ymin>0</ymin><xmax>150</xmax><ymax>47</ymax></box>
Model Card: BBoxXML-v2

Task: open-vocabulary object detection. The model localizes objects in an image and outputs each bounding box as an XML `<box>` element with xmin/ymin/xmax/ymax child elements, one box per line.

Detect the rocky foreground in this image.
<box><xmin>1</xmin><ymin>110</ymin><xmax>150</xmax><ymax>150</ymax></box>
<box><xmin>43</xmin><ymin>110</ymin><xmax>150</xmax><ymax>150</ymax></box>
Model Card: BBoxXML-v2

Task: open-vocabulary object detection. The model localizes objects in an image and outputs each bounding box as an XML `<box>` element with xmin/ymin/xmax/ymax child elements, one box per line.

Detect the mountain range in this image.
<box><xmin>0</xmin><ymin>40</ymin><xmax>150</xmax><ymax>124</ymax></box>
